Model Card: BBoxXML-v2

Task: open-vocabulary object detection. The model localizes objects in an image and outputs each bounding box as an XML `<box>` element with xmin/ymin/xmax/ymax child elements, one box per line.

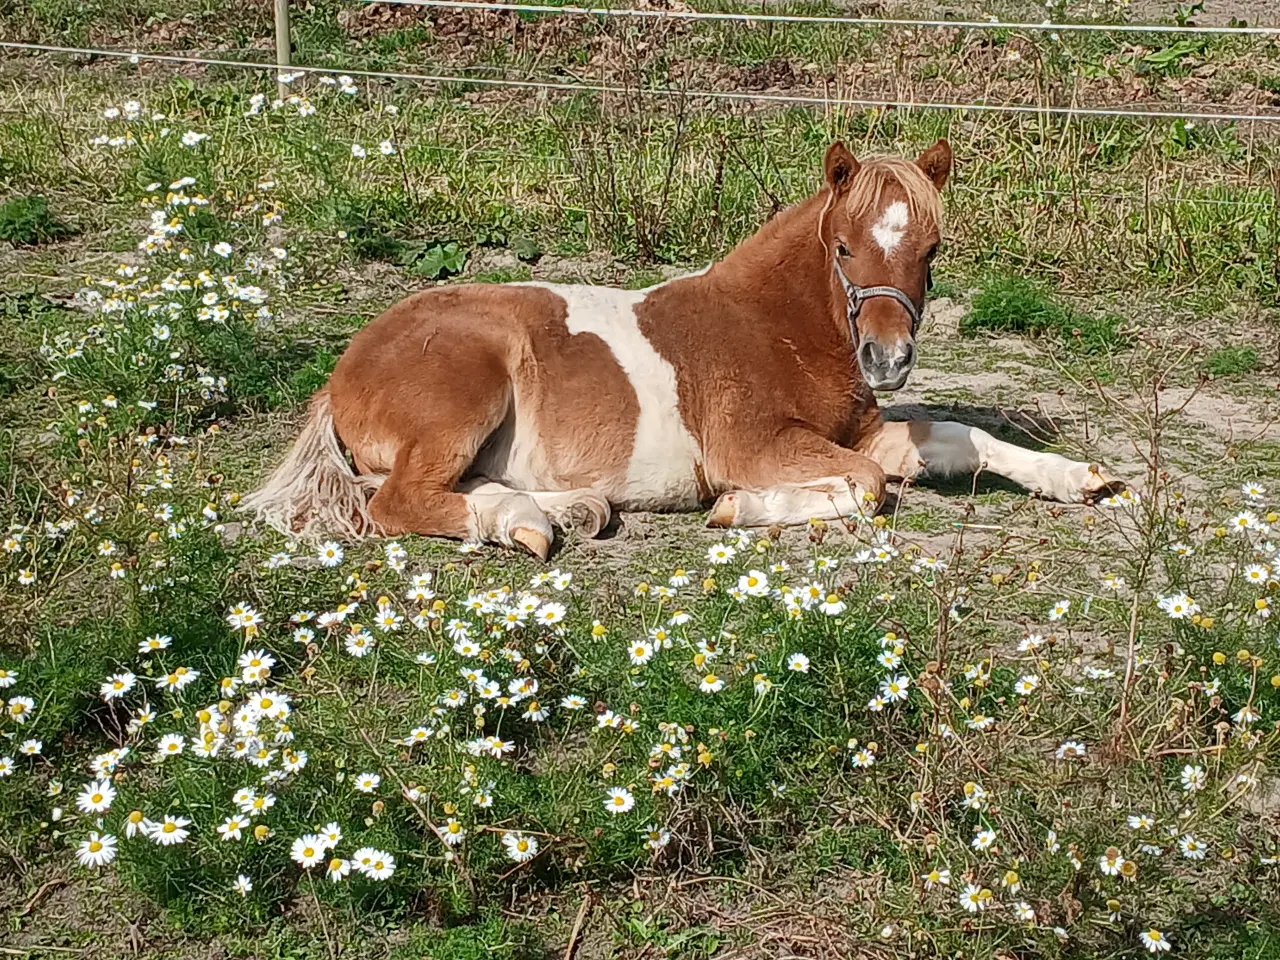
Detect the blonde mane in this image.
<box><xmin>844</xmin><ymin>155</ymin><xmax>943</xmax><ymax>228</ymax></box>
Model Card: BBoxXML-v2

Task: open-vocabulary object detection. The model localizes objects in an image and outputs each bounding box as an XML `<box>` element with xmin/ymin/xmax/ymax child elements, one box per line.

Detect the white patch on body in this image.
<box><xmin>871</xmin><ymin>201</ymin><xmax>910</xmax><ymax>255</ymax></box>
<box><xmin>523</xmin><ymin>282</ymin><xmax>704</xmax><ymax>510</ymax></box>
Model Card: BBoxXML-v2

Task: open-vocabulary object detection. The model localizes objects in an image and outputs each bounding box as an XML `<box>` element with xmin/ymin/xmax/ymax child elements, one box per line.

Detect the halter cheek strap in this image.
<box><xmin>832</xmin><ymin>256</ymin><xmax>924</xmax><ymax>348</ymax></box>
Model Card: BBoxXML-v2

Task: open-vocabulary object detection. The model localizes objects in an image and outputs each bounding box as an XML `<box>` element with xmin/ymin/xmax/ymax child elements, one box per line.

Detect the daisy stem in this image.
<box><xmin>307</xmin><ymin>871</ymin><xmax>337</xmax><ymax>960</ymax></box>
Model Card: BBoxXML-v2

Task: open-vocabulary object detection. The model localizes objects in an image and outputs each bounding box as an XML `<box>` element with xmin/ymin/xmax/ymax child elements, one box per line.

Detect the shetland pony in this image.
<box><xmin>245</xmin><ymin>140</ymin><xmax>1121</xmax><ymax>556</ymax></box>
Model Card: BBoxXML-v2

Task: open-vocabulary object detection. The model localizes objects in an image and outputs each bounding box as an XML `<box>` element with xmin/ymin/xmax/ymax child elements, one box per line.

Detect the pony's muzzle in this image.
<box><xmin>858</xmin><ymin>337</ymin><xmax>915</xmax><ymax>391</ymax></box>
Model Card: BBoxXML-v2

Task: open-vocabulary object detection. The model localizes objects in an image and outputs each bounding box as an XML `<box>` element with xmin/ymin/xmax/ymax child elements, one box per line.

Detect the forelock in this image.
<box><xmin>843</xmin><ymin>156</ymin><xmax>943</xmax><ymax>233</ymax></box>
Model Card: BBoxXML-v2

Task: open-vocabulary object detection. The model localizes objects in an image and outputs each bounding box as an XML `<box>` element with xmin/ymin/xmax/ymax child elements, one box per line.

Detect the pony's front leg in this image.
<box><xmin>705</xmin><ymin>429</ymin><xmax>886</xmax><ymax>527</ymax></box>
<box><xmin>857</xmin><ymin>420</ymin><xmax>1124</xmax><ymax>503</ymax></box>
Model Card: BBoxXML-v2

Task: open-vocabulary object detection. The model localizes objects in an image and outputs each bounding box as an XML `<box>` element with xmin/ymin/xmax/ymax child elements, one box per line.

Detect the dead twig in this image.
<box><xmin>17</xmin><ymin>878</ymin><xmax>65</xmax><ymax>918</ymax></box>
<box><xmin>563</xmin><ymin>890</ymin><xmax>592</xmax><ymax>960</ymax></box>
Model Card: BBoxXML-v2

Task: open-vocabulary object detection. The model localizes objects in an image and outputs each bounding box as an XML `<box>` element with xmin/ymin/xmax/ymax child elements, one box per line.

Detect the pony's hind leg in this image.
<box><xmin>541</xmin><ymin>490</ymin><xmax>611</xmax><ymax>538</ymax></box>
<box><xmin>462</xmin><ymin>480</ymin><xmax>611</xmax><ymax>538</ymax></box>
<box><xmin>368</xmin><ymin>448</ymin><xmax>554</xmax><ymax>559</ymax></box>
<box><xmin>333</xmin><ymin>326</ymin><xmax>559</xmax><ymax>556</ymax></box>
<box><xmin>706</xmin><ymin>477</ymin><xmax>878</xmax><ymax>527</ymax></box>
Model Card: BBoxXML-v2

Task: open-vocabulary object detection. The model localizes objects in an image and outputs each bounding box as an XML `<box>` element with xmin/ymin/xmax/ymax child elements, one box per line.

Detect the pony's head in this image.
<box><xmin>818</xmin><ymin>139</ymin><xmax>951</xmax><ymax>391</ymax></box>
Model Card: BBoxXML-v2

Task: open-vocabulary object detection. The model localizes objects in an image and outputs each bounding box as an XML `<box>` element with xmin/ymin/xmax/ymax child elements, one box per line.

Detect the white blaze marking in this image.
<box><xmin>871</xmin><ymin>201</ymin><xmax>910</xmax><ymax>255</ymax></box>
<box><xmin>529</xmin><ymin>283</ymin><xmax>703</xmax><ymax>509</ymax></box>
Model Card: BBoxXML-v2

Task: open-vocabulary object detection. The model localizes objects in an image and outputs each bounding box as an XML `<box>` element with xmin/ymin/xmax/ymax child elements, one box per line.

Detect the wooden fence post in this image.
<box><xmin>274</xmin><ymin>0</ymin><xmax>291</xmax><ymax>100</ymax></box>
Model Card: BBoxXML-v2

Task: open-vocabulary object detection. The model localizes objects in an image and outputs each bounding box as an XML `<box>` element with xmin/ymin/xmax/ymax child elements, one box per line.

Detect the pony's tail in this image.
<box><xmin>240</xmin><ymin>391</ymin><xmax>378</xmax><ymax>541</ymax></box>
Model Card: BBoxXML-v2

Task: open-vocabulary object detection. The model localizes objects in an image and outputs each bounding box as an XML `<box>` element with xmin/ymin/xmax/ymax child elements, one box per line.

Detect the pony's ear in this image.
<box><xmin>917</xmin><ymin>139</ymin><xmax>952</xmax><ymax>190</ymax></box>
<box><xmin>823</xmin><ymin>142</ymin><xmax>860</xmax><ymax>193</ymax></box>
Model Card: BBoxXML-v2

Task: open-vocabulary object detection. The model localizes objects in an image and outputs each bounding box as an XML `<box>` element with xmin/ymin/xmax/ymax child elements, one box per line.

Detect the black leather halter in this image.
<box><xmin>832</xmin><ymin>255</ymin><xmax>927</xmax><ymax>348</ymax></box>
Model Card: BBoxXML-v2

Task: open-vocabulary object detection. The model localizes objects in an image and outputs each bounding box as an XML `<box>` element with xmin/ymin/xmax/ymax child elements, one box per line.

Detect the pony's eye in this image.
<box><xmin>925</xmin><ymin>244</ymin><xmax>939</xmax><ymax>262</ymax></box>
<box><xmin>836</xmin><ymin>241</ymin><xmax>851</xmax><ymax>258</ymax></box>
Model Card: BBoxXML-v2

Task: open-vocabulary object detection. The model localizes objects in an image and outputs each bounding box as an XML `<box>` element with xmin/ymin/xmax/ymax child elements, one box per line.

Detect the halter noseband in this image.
<box><xmin>832</xmin><ymin>255</ymin><xmax>927</xmax><ymax>348</ymax></box>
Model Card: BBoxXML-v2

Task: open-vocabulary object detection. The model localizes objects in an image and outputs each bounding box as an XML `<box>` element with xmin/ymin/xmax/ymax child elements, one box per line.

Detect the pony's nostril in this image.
<box><xmin>899</xmin><ymin>341</ymin><xmax>915</xmax><ymax>368</ymax></box>
<box><xmin>858</xmin><ymin>341</ymin><xmax>880</xmax><ymax>370</ymax></box>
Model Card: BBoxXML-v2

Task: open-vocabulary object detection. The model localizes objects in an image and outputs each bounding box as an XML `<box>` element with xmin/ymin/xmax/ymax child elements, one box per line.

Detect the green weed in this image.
<box><xmin>1203</xmin><ymin>345</ymin><xmax>1260</xmax><ymax>377</ymax></box>
<box><xmin>0</xmin><ymin>194</ymin><xmax>74</xmax><ymax>245</ymax></box>
<box><xmin>959</xmin><ymin>275</ymin><xmax>1126</xmax><ymax>354</ymax></box>
<box><xmin>1139</xmin><ymin>38</ymin><xmax>1207</xmax><ymax>76</ymax></box>
<box><xmin>401</xmin><ymin>241</ymin><xmax>469</xmax><ymax>280</ymax></box>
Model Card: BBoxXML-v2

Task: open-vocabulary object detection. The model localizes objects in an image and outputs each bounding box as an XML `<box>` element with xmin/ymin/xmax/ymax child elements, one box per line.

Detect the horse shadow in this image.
<box><xmin>881</xmin><ymin>401</ymin><xmax>1060</xmax><ymax>503</ymax></box>
<box><xmin>881</xmin><ymin>401</ymin><xmax>1057</xmax><ymax>447</ymax></box>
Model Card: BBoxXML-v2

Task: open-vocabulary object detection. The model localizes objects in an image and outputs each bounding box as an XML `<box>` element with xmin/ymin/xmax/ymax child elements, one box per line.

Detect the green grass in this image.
<box><xmin>473</xmin><ymin>265</ymin><xmax>534</xmax><ymax>284</ymax></box>
<box><xmin>2</xmin><ymin>2</ymin><xmax>1280</xmax><ymax>957</ymax></box>
<box><xmin>1203</xmin><ymin>345</ymin><xmax>1261</xmax><ymax>377</ymax></box>
<box><xmin>960</xmin><ymin>274</ymin><xmax>1127</xmax><ymax>354</ymax></box>
<box><xmin>393</xmin><ymin>912</ymin><xmax>547</xmax><ymax>959</ymax></box>
<box><xmin>0</xmin><ymin>194</ymin><xmax>74</xmax><ymax>246</ymax></box>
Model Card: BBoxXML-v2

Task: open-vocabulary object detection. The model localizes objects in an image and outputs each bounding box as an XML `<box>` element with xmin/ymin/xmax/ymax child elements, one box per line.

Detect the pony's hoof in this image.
<box><xmin>706</xmin><ymin>493</ymin><xmax>737</xmax><ymax>528</ymax></box>
<box><xmin>560</xmin><ymin>496</ymin><xmax>610</xmax><ymax>538</ymax></box>
<box><xmin>1081</xmin><ymin>467</ymin><xmax>1127</xmax><ymax>504</ymax></box>
<box><xmin>511</xmin><ymin>527</ymin><xmax>552</xmax><ymax>561</ymax></box>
